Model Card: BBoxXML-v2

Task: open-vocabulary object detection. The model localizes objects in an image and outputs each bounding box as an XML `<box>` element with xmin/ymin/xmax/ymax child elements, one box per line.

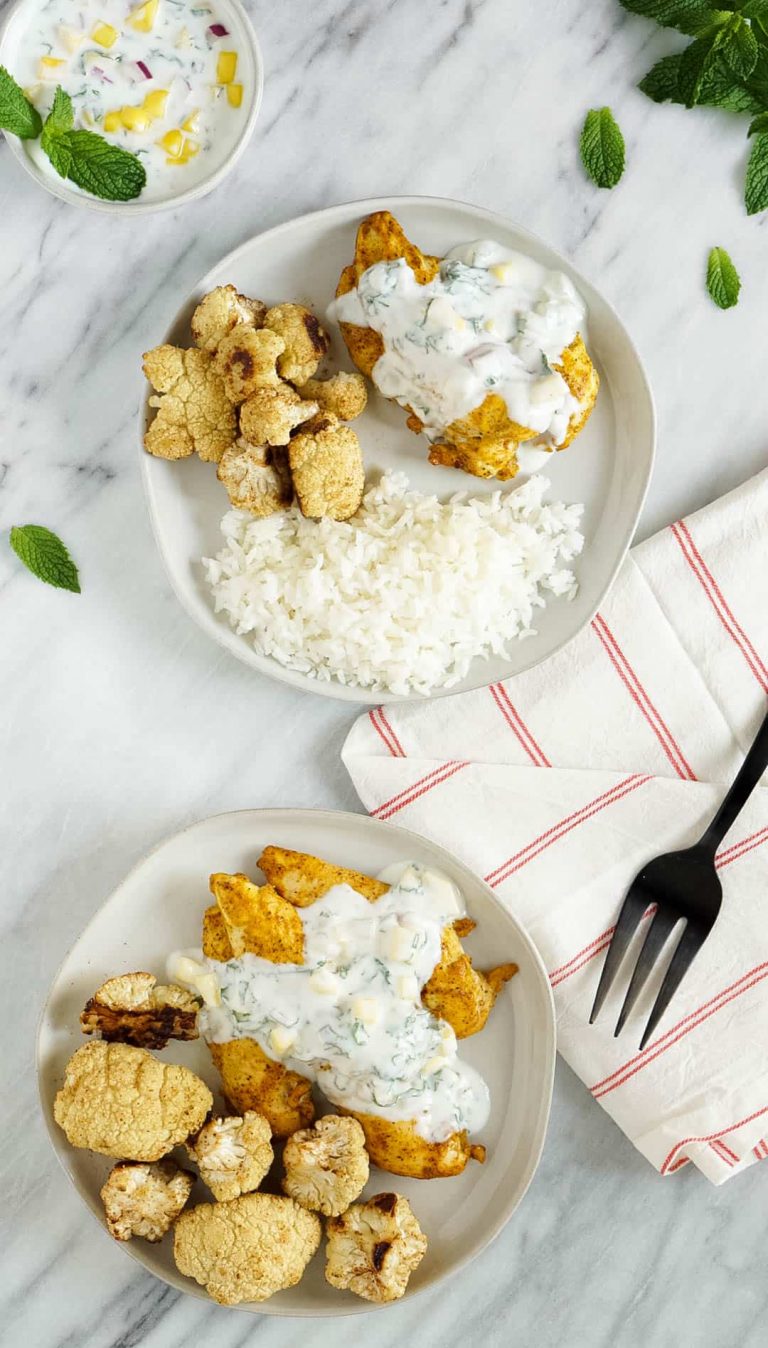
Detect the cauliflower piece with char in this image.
<box><xmin>191</xmin><ymin>284</ymin><xmax>266</xmax><ymax>352</ymax></box>
<box><xmin>80</xmin><ymin>972</ymin><xmax>199</xmax><ymax>1050</ymax></box>
<box><xmin>143</xmin><ymin>346</ymin><xmax>236</xmax><ymax>463</ymax></box>
<box><xmin>325</xmin><ymin>1192</ymin><xmax>427</xmax><ymax>1303</ymax></box>
<box><xmin>174</xmin><ymin>1193</ymin><xmax>321</xmax><ymax>1305</ymax></box>
<box><xmin>213</xmin><ymin>326</ymin><xmax>285</xmax><ymax>404</ymax></box>
<box><xmin>262</xmin><ymin>303</ymin><xmax>330</xmax><ymax>384</ymax></box>
<box><xmin>297</xmin><ymin>371</ymin><xmax>367</xmax><ymax>422</ymax></box>
<box><xmin>187</xmin><ymin>1112</ymin><xmax>273</xmax><ymax>1202</ymax></box>
<box><xmin>53</xmin><ymin>1041</ymin><xmax>212</xmax><ymax>1161</ymax></box>
<box><xmin>239</xmin><ymin>383</ymin><xmax>318</xmax><ymax>447</ymax></box>
<box><xmin>282</xmin><ymin>1114</ymin><xmax>369</xmax><ymax>1217</ymax></box>
<box><xmin>101</xmin><ymin>1159</ymin><xmax>194</xmax><ymax>1242</ymax></box>
<box><xmin>217</xmin><ymin>438</ymin><xmax>293</xmax><ymax>517</ymax></box>
<box><xmin>288</xmin><ymin>413</ymin><xmax>365</xmax><ymax>521</ymax></box>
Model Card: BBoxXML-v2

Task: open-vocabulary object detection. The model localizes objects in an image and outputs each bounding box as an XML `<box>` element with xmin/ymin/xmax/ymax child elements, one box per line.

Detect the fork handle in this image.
<box><xmin>699</xmin><ymin>705</ymin><xmax>768</xmax><ymax>854</ymax></box>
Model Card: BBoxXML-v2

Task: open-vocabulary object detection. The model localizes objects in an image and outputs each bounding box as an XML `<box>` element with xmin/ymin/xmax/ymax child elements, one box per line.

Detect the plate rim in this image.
<box><xmin>139</xmin><ymin>194</ymin><xmax>657</xmax><ymax>701</ymax></box>
<box><xmin>37</xmin><ymin>805</ymin><xmax>556</xmax><ymax>1317</ymax></box>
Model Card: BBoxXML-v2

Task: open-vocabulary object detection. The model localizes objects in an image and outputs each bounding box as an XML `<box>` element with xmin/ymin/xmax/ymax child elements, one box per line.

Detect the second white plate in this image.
<box><xmin>140</xmin><ymin>195</ymin><xmax>655</xmax><ymax>701</ymax></box>
<box><xmin>38</xmin><ymin>808</ymin><xmax>556</xmax><ymax>1315</ymax></box>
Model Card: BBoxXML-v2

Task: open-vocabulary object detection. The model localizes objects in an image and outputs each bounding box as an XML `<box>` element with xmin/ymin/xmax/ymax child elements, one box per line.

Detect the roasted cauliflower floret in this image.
<box><xmin>239</xmin><ymin>384</ymin><xmax>319</xmax><ymax>447</ymax></box>
<box><xmin>100</xmin><ymin>1159</ymin><xmax>194</xmax><ymax>1242</ymax></box>
<box><xmin>282</xmin><ymin>1115</ymin><xmax>369</xmax><ymax>1217</ymax></box>
<box><xmin>297</xmin><ymin>372</ymin><xmax>367</xmax><ymax>421</ymax></box>
<box><xmin>191</xmin><ymin>284</ymin><xmax>266</xmax><ymax>352</ymax></box>
<box><xmin>53</xmin><ymin>1041</ymin><xmax>212</xmax><ymax>1161</ymax></box>
<box><xmin>325</xmin><ymin>1192</ymin><xmax>427</xmax><ymax>1303</ymax></box>
<box><xmin>213</xmin><ymin>326</ymin><xmax>285</xmax><ymax>404</ymax></box>
<box><xmin>217</xmin><ymin>438</ymin><xmax>293</xmax><ymax>517</ymax></box>
<box><xmin>143</xmin><ymin>345</ymin><xmax>236</xmax><ymax>463</ymax></box>
<box><xmin>80</xmin><ymin>972</ymin><xmax>199</xmax><ymax>1050</ymax></box>
<box><xmin>262</xmin><ymin>303</ymin><xmax>330</xmax><ymax>384</ymax></box>
<box><xmin>187</xmin><ymin>1112</ymin><xmax>273</xmax><ymax>1202</ymax></box>
<box><xmin>174</xmin><ymin>1193</ymin><xmax>321</xmax><ymax>1305</ymax></box>
<box><xmin>288</xmin><ymin>414</ymin><xmax>365</xmax><ymax>521</ymax></box>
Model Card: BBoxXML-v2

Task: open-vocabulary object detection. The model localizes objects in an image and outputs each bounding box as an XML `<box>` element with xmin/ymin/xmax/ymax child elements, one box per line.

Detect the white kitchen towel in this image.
<box><xmin>342</xmin><ymin>469</ymin><xmax>768</xmax><ymax>1185</ymax></box>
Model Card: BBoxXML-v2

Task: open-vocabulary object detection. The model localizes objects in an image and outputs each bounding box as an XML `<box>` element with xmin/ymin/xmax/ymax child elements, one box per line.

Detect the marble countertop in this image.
<box><xmin>2</xmin><ymin>0</ymin><xmax>767</xmax><ymax>1343</ymax></box>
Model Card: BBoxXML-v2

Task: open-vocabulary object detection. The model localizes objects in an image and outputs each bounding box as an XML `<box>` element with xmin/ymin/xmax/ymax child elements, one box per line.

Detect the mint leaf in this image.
<box><xmin>580</xmin><ymin>107</ymin><xmax>626</xmax><ymax>188</ymax></box>
<box><xmin>639</xmin><ymin>52</ymin><xmax>763</xmax><ymax>109</ymax></box>
<box><xmin>42</xmin><ymin>133</ymin><xmax>72</xmax><ymax>178</ymax></box>
<box><xmin>699</xmin><ymin>60</ymin><xmax>764</xmax><ymax>111</ymax></box>
<box><xmin>619</xmin><ymin>0</ymin><xmax>727</xmax><ymax>37</ymax></box>
<box><xmin>678</xmin><ymin>31</ymin><xmax>725</xmax><ymax>105</ymax></box>
<box><xmin>0</xmin><ymin>64</ymin><xmax>42</xmax><ymax>139</ymax></box>
<box><xmin>706</xmin><ymin>246</ymin><xmax>741</xmax><ymax>307</ymax></box>
<box><xmin>9</xmin><ymin>525</ymin><xmax>81</xmax><ymax>592</ymax></box>
<box><xmin>745</xmin><ymin>130</ymin><xmax>768</xmax><ymax>211</ymax></box>
<box><xmin>41</xmin><ymin>85</ymin><xmax>74</xmax><ymax>145</ymax></box>
<box><xmin>719</xmin><ymin>15</ymin><xmax>759</xmax><ymax>77</ymax></box>
<box><xmin>748</xmin><ymin>110</ymin><xmax>768</xmax><ymax>133</ymax></box>
<box><xmin>639</xmin><ymin>53</ymin><xmax>684</xmax><ymax>101</ymax></box>
<box><xmin>41</xmin><ymin>128</ymin><xmax>146</xmax><ymax>201</ymax></box>
<box><xmin>741</xmin><ymin>1</ymin><xmax>768</xmax><ymax>20</ymax></box>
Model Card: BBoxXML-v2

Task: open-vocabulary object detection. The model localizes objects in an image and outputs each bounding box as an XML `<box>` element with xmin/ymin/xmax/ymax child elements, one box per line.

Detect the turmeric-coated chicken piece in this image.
<box><xmin>421</xmin><ymin>925</ymin><xmax>518</xmax><ymax>1038</ymax></box>
<box><xmin>257</xmin><ymin>845</ymin><xmax>389</xmax><ymax>906</ymax></box>
<box><xmin>202</xmin><ymin>885</ymin><xmax>314</xmax><ymax>1137</ymax></box>
<box><xmin>343</xmin><ymin>1110</ymin><xmax>485</xmax><ymax>1179</ymax></box>
<box><xmin>335</xmin><ymin>210</ymin><xmax>599</xmax><ymax>481</ymax></box>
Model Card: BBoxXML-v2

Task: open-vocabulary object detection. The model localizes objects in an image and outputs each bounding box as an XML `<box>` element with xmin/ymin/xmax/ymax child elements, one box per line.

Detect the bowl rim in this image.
<box><xmin>36</xmin><ymin>806</ymin><xmax>557</xmax><ymax>1316</ymax></box>
<box><xmin>0</xmin><ymin>0</ymin><xmax>264</xmax><ymax>215</ymax></box>
<box><xmin>139</xmin><ymin>193</ymin><xmax>657</xmax><ymax>703</ymax></box>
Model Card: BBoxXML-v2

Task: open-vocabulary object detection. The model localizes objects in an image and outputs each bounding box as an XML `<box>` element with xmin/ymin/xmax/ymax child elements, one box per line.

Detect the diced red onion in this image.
<box><xmin>207</xmin><ymin>22</ymin><xmax>229</xmax><ymax>37</ymax></box>
<box><xmin>136</xmin><ymin>59</ymin><xmax>152</xmax><ymax>79</ymax></box>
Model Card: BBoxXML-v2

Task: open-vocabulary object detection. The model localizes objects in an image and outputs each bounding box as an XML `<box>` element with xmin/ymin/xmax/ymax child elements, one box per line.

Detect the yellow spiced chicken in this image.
<box><xmin>185</xmin><ymin>849</ymin><xmax>516</xmax><ymax>1178</ymax></box>
<box><xmin>333</xmin><ymin>210</ymin><xmax>599</xmax><ymax>481</ymax></box>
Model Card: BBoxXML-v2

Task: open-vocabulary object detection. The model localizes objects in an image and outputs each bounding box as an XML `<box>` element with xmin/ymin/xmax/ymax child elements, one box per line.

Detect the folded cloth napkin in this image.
<box><xmin>342</xmin><ymin>469</ymin><xmax>768</xmax><ymax>1185</ymax></box>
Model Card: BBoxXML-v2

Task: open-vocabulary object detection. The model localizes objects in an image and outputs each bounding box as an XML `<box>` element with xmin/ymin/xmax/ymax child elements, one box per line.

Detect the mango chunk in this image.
<box><xmin>216</xmin><ymin>50</ymin><xmax>237</xmax><ymax>84</ymax></box>
<box><xmin>128</xmin><ymin>0</ymin><xmax>159</xmax><ymax>33</ymax></box>
<box><xmin>226</xmin><ymin>82</ymin><xmax>242</xmax><ymax>108</ymax></box>
<box><xmin>91</xmin><ymin>21</ymin><xmax>119</xmax><ymax>47</ymax></box>
<box><xmin>158</xmin><ymin>128</ymin><xmax>184</xmax><ymax>158</ymax></box>
<box><xmin>143</xmin><ymin>88</ymin><xmax>169</xmax><ymax>118</ymax></box>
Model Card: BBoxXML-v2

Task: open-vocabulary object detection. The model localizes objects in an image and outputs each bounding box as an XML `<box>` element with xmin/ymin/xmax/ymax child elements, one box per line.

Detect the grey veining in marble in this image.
<box><xmin>1</xmin><ymin>0</ymin><xmax>767</xmax><ymax>1344</ymax></box>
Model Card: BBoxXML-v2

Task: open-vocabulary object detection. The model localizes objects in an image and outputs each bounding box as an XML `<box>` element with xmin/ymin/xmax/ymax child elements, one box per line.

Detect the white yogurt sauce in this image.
<box><xmin>10</xmin><ymin>0</ymin><xmax>248</xmax><ymax>202</ymax></box>
<box><xmin>169</xmin><ymin>862</ymin><xmax>491</xmax><ymax>1144</ymax></box>
<box><xmin>330</xmin><ymin>239</ymin><xmax>587</xmax><ymax>450</ymax></box>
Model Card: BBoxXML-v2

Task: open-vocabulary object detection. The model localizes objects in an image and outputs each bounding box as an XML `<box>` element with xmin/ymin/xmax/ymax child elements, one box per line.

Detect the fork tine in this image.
<box><xmin>640</xmin><ymin>922</ymin><xmax>708</xmax><ymax>1049</ymax></box>
<box><xmin>589</xmin><ymin>889</ymin><xmax>649</xmax><ymax>1024</ymax></box>
<box><xmin>613</xmin><ymin>907</ymin><xmax>679</xmax><ymax>1036</ymax></box>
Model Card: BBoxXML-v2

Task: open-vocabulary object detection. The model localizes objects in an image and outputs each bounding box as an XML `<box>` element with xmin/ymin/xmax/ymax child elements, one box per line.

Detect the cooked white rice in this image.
<box><xmin>203</xmin><ymin>472</ymin><xmax>584</xmax><ymax>697</ymax></box>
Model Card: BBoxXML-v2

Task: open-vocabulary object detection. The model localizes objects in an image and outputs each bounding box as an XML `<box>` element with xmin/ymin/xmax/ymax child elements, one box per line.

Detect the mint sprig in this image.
<box><xmin>40</xmin><ymin>89</ymin><xmax>146</xmax><ymax>201</ymax></box>
<box><xmin>580</xmin><ymin>107</ymin><xmax>626</xmax><ymax>188</ymax></box>
<box><xmin>623</xmin><ymin>0</ymin><xmax>768</xmax><ymax>212</ymax></box>
<box><xmin>1</xmin><ymin>70</ymin><xmax>145</xmax><ymax>203</ymax></box>
<box><xmin>706</xmin><ymin>246</ymin><xmax>741</xmax><ymax>308</ymax></box>
<box><xmin>9</xmin><ymin>525</ymin><xmax>81</xmax><ymax>592</ymax></box>
<box><xmin>0</xmin><ymin>65</ymin><xmax>42</xmax><ymax>139</ymax></box>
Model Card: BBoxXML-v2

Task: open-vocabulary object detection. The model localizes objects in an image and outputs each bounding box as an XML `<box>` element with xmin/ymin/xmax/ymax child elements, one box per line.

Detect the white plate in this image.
<box><xmin>140</xmin><ymin>196</ymin><xmax>655</xmax><ymax>699</ymax></box>
<box><xmin>38</xmin><ymin>808</ymin><xmax>555</xmax><ymax>1316</ymax></box>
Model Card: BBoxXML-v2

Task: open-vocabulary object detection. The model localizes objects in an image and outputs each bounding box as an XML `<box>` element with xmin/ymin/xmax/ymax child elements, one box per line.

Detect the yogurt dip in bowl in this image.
<box><xmin>0</xmin><ymin>0</ymin><xmax>263</xmax><ymax>212</ymax></box>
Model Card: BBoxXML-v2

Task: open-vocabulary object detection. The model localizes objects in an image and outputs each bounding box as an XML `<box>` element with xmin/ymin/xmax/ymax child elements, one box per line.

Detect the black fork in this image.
<box><xmin>590</xmin><ymin>706</ymin><xmax>768</xmax><ymax>1049</ymax></box>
